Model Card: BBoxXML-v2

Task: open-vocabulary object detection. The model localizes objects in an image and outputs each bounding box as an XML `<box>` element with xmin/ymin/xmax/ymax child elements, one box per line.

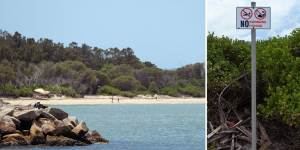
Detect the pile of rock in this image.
<box><xmin>0</xmin><ymin>101</ymin><xmax>108</xmax><ymax>146</ymax></box>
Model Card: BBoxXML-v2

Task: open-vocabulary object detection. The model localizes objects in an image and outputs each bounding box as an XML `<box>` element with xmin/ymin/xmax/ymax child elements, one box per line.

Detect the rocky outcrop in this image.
<box><xmin>0</xmin><ymin>102</ymin><xmax>108</xmax><ymax>147</ymax></box>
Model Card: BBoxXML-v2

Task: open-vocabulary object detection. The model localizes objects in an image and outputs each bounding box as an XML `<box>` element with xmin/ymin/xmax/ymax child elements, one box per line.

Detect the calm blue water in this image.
<box><xmin>4</xmin><ymin>104</ymin><xmax>205</xmax><ymax>150</ymax></box>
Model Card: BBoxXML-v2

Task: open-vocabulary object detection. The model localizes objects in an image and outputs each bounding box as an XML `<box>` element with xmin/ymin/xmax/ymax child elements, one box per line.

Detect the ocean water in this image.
<box><xmin>4</xmin><ymin>104</ymin><xmax>205</xmax><ymax>150</ymax></box>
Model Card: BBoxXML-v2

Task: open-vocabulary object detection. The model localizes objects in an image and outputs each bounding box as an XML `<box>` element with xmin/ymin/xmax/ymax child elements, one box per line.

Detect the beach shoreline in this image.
<box><xmin>1</xmin><ymin>96</ymin><xmax>206</xmax><ymax>105</ymax></box>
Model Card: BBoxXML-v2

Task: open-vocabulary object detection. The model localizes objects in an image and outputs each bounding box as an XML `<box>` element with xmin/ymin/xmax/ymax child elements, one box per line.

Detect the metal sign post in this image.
<box><xmin>236</xmin><ymin>1</ymin><xmax>271</xmax><ymax>149</ymax></box>
<box><xmin>251</xmin><ymin>2</ymin><xmax>257</xmax><ymax>150</ymax></box>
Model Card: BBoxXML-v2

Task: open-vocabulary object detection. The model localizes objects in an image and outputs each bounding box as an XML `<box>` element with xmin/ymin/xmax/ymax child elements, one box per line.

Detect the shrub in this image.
<box><xmin>160</xmin><ymin>86</ymin><xmax>179</xmax><ymax>97</ymax></box>
<box><xmin>108</xmin><ymin>64</ymin><xmax>134</xmax><ymax>79</ymax></box>
<box><xmin>148</xmin><ymin>81</ymin><xmax>159</xmax><ymax>93</ymax></box>
<box><xmin>44</xmin><ymin>85</ymin><xmax>78</xmax><ymax>97</ymax></box>
<box><xmin>0</xmin><ymin>64</ymin><xmax>16</xmax><ymax>84</ymax></box>
<box><xmin>178</xmin><ymin>84</ymin><xmax>205</xmax><ymax>97</ymax></box>
<box><xmin>16</xmin><ymin>87</ymin><xmax>34</xmax><ymax>97</ymax></box>
<box><xmin>97</xmin><ymin>85</ymin><xmax>121</xmax><ymax>95</ymax></box>
<box><xmin>111</xmin><ymin>76</ymin><xmax>141</xmax><ymax>91</ymax></box>
<box><xmin>0</xmin><ymin>83</ymin><xmax>18</xmax><ymax>97</ymax></box>
<box><xmin>120</xmin><ymin>91</ymin><xmax>136</xmax><ymax>98</ymax></box>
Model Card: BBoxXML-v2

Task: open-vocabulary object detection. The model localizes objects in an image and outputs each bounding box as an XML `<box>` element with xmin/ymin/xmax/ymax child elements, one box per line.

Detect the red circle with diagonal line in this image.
<box><xmin>254</xmin><ymin>8</ymin><xmax>266</xmax><ymax>20</ymax></box>
<box><xmin>240</xmin><ymin>8</ymin><xmax>253</xmax><ymax>20</ymax></box>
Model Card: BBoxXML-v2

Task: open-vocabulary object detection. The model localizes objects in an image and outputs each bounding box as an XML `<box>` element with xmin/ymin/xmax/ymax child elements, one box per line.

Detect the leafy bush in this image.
<box><xmin>120</xmin><ymin>91</ymin><xmax>136</xmax><ymax>98</ymax></box>
<box><xmin>0</xmin><ymin>83</ymin><xmax>18</xmax><ymax>97</ymax></box>
<box><xmin>0</xmin><ymin>84</ymin><xmax>34</xmax><ymax>97</ymax></box>
<box><xmin>44</xmin><ymin>85</ymin><xmax>78</xmax><ymax>97</ymax></box>
<box><xmin>178</xmin><ymin>84</ymin><xmax>205</xmax><ymax>97</ymax></box>
<box><xmin>0</xmin><ymin>64</ymin><xmax>16</xmax><ymax>84</ymax></box>
<box><xmin>16</xmin><ymin>87</ymin><xmax>34</xmax><ymax>97</ymax></box>
<box><xmin>256</xmin><ymin>30</ymin><xmax>300</xmax><ymax>125</ymax></box>
<box><xmin>111</xmin><ymin>76</ymin><xmax>142</xmax><ymax>91</ymax></box>
<box><xmin>160</xmin><ymin>87</ymin><xmax>179</xmax><ymax>97</ymax></box>
<box><xmin>97</xmin><ymin>85</ymin><xmax>121</xmax><ymax>95</ymax></box>
<box><xmin>108</xmin><ymin>64</ymin><xmax>134</xmax><ymax>79</ymax></box>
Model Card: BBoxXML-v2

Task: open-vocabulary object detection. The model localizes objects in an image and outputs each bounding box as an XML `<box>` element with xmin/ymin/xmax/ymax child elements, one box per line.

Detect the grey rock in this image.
<box><xmin>13</xmin><ymin>109</ymin><xmax>41</xmax><ymax>122</ymax></box>
<box><xmin>40</xmin><ymin>111</ymin><xmax>57</xmax><ymax>121</ymax></box>
<box><xmin>46</xmin><ymin>108</ymin><xmax>68</xmax><ymax>120</ymax></box>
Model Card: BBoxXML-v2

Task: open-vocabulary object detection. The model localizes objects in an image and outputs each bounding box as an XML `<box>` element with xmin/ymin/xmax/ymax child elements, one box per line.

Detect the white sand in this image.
<box><xmin>2</xmin><ymin>96</ymin><xmax>206</xmax><ymax>106</ymax></box>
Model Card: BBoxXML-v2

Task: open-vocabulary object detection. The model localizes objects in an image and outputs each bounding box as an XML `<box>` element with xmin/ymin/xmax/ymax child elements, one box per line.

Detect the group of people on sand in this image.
<box><xmin>110</xmin><ymin>95</ymin><xmax>159</xmax><ymax>103</ymax></box>
<box><xmin>111</xmin><ymin>96</ymin><xmax>120</xmax><ymax>103</ymax></box>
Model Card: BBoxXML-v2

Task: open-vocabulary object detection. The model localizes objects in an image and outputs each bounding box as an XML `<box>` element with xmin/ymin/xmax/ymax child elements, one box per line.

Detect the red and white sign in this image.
<box><xmin>236</xmin><ymin>7</ymin><xmax>271</xmax><ymax>29</ymax></box>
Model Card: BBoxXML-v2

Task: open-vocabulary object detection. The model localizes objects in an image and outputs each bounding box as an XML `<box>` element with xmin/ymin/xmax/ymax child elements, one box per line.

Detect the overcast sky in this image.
<box><xmin>208</xmin><ymin>0</ymin><xmax>300</xmax><ymax>40</ymax></box>
<box><xmin>0</xmin><ymin>0</ymin><xmax>205</xmax><ymax>69</ymax></box>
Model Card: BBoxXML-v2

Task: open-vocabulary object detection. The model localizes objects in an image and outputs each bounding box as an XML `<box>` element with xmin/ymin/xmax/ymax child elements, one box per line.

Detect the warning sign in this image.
<box><xmin>236</xmin><ymin>7</ymin><xmax>271</xmax><ymax>29</ymax></box>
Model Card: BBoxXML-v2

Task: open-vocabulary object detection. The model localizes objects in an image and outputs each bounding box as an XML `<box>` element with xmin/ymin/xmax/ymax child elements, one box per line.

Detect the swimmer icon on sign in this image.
<box><xmin>241</xmin><ymin>8</ymin><xmax>252</xmax><ymax>20</ymax></box>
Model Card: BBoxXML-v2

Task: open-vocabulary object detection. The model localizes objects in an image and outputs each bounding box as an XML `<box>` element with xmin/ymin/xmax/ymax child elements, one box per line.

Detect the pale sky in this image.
<box><xmin>208</xmin><ymin>0</ymin><xmax>300</xmax><ymax>40</ymax></box>
<box><xmin>0</xmin><ymin>0</ymin><xmax>205</xmax><ymax>69</ymax></box>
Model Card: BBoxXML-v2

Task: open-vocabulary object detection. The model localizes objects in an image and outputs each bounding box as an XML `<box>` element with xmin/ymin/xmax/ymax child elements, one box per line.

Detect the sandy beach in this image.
<box><xmin>1</xmin><ymin>95</ymin><xmax>206</xmax><ymax>106</ymax></box>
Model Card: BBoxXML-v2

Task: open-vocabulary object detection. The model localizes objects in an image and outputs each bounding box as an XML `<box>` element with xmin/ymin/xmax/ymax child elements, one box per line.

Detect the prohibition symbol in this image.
<box><xmin>241</xmin><ymin>8</ymin><xmax>252</xmax><ymax>20</ymax></box>
<box><xmin>255</xmin><ymin>8</ymin><xmax>266</xmax><ymax>20</ymax></box>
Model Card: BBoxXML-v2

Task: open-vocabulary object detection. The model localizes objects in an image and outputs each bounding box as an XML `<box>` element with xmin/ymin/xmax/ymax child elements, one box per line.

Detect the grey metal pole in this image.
<box><xmin>251</xmin><ymin>2</ymin><xmax>257</xmax><ymax>150</ymax></box>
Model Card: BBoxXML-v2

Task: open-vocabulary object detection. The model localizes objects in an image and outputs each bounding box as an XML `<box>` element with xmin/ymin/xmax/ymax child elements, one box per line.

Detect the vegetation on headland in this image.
<box><xmin>0</xmin><ymin>30</ymin><xmax>205</xmax><ymax>98</ymax></box>
<box><xmin>208</xmin><ymin>29</ymin><xmax>300</xmax><ymax>148</ymax></box>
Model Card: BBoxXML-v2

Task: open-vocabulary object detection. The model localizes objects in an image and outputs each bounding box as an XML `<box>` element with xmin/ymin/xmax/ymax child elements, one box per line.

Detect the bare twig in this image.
<box><xmin>208</xmin><ymin>125</ymin><xmax>223</xmax><ymax>139</ymax></box>
<box><xmin>230</xmin><ymin>134</ymin><xmax>235</xmax><ymax>150</ymax></box>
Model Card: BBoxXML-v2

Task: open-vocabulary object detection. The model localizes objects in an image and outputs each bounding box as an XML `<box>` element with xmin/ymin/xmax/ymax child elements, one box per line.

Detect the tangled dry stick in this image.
<box><xmin>208</xmin><ymin>73</ymin><xmax>272</xmax><ymax>150</ymax></box>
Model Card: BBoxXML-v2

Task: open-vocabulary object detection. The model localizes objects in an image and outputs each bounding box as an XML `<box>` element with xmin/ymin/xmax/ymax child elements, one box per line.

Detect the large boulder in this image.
<box><xmin>52</xmin><ymin>120</ymin><xmax>72</xmax><ymax>136</ymax></box>
<box><xmin>45</xmin><ymin>135</ymin><xmax>87</xmax><ymax>146</ymax></box>
<box><xmin>29</xmin><ymin>121</ymin><xmax>45</xmax><ymax>145</ymax></box>
<box><xmin>85</xmin><ymin>130</ymin><xmax>109</xmax><ymax>144</ymax></box>
<box><xmin>63</xmin><ymin>116</ymin><xmax>78</xmax><ymax>128</ymax></box>
<box><xmin>72</xmin><ymin>121</ymin><xmax>89</xmax><ymax>137</ymax></box>
<box><xmin>13</xmin><ymin>109</ymin><xmax>41</xmax><ymax>122</ymax></box>
<box><xmin>0</xmin><ymin>120</ymin><xmax>16</xmax><ymax>135</ymax></box>
<box><xmin>0</xmin><ymin>133</ymin><xmax>29</xmax><ymax>146</ymax></box>
<box><xmin>40</xmin><ymin>111</ymin><xmax>57</xmax><ymax>121</ymax></box>
<box><xmin>38</xmin><ymin>118</ymin><xmax>56</xmax><ymax>135</ymax></box>
<box><xmin>37</xmin><ymin>118</ymin><xmax>73</xmax><ymax>137</ymax></box>
<box><xmin>1</xmin><ymin>116</ymin><xmax>21</xmax><ymax>129</ymax></box>
<box><xmin>46</xmin><ymin>108</ymin><xmax>68</xmax><ymax>120</ymax></box>
<box><xmin>0</xmin><ymin>107</ymin><xmax>14</xmax><ymax>118</ymax></box>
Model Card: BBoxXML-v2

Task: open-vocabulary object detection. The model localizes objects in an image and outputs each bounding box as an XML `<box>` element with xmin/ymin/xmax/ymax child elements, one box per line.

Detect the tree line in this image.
<box><xmin>0</xmin><ymin>30</ymin><xmax>205</xmax><ymax>98</ymax></box>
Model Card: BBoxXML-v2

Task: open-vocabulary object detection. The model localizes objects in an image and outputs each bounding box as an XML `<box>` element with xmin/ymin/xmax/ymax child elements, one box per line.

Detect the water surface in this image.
<box><xmin>4</xmin><ymin>104</ymin><xmax>205</xmax><ymax>150</ymax></box>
